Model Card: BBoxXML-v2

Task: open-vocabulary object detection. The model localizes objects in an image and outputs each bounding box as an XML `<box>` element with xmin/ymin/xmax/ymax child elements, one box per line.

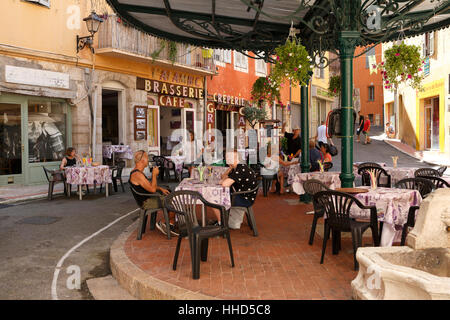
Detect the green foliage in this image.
<box><xmin>328</xmin><ymin>75</ymin><xmax>341</xmax><ymax>96</ymax></box>
<box><xmin>269</xmin><ymin>36</ymin><xmax>313</xmax><ymax>87</ymax></box>
<box><xmin>242</xmin><ymin>105</ymin><xmax>267</xmax><ymax>129</ymax></box>
<box><xmin>251</xmin><ymin>77</ymin><xmax>281</xmax><ymax>106</ymax></box>
<box><xmin>377</xmin><ymin>43</ymin><xmax>424</xmax><ymax>90</ymax></box>
<box><xmin>167</xmin><ymin>41</ymin><xmax>178</xmax><ymax>63</ymax></box>
<box><xmin>150</xmin><ymin>39</ymin><xmax>166</xmax><ymax>61</ymax></box>
<box><xmin>281</xmin><ymin>137</ymin><xmax>288</xmax><ymax>153</ymax></box>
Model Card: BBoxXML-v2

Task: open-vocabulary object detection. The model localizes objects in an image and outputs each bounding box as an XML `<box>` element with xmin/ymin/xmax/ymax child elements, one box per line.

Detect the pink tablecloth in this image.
<box><xmin>175</xmin><ymin>178</ymin><xmax>231</xmax><ymax>210</ymax></box>
<box><xmin>350</xmin><ymin>186</ymin><xmax>422</xmax><ymax>246</ymax></box>
<box><xmin>190</xmin><ymin>166</ymin><xmax>228</xmax><ymax>181</ymax></box>
<box><xmin>384</xmin><ymin>167</ymin><xmax>417</xmax><ymax>184</ymax></box>
<box><xmin>167</xmin><ymin>156</ymin><xmax>186</xmax><ymax>173</ymax></box>
<box><xmin>65</xmin><ymin>165</ymin><xmax>112</xmax><ymax>185</ymax></box>
<box><xmin>102</xmin><ymin>145</ymin><xmax>133</xmax><ymax>159</ymax></box>
<box><xmin>292</xmin><ymin>172</ymin><xmax>341</xmax><ymax>195</ymax></box>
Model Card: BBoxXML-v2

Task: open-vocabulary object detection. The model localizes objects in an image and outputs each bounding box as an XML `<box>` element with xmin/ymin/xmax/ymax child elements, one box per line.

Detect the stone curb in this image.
<box><xmin>109</xmin><ymin>220</ymin><xmax>218</xmax><ymax>300</ymax></box>
<box><xmin>0</xmin><ymin>191</ymin><xmax>65</xmax><ymax>205</ymax></box>
<box><xmin>384</xmin><ymin>139</ymin><xmax>450</xmax><ymax>167</ymax></box>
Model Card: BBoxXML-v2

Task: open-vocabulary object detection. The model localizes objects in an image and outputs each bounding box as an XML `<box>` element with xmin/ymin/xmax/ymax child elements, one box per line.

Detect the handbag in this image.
<box><xmin>329</xmin><ymin>144</ymin><xmax>338</xmax><ymax>156</ymax></box>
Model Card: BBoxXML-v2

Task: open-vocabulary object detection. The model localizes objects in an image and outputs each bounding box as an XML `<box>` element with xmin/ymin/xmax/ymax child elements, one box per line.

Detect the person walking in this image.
<box><xmin>356</xmin><ymin>111</ymin><xmax>364</xmax><ymax>143</ymax></box>
<box><xmin>362</xmin><ymin>115</ymin><xmax>371</xmax><ymax>144</ymax></box>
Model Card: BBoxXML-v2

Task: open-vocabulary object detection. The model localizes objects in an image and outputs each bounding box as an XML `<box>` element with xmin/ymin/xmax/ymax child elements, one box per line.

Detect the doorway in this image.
<box><xmin>424</xmin><ymin>97</ymin><xmax>440</xmax><ymax>150</ymax></box>
<box><xmin>102</xmin><ymin>89</ymin><xmax>119</xmax><ymax>145</ymax></box>
<box><xmin>159</xmin><ymin>106</ymin><xmax>196</xmax><ymax>156</ymax></box>
<box><xmin>0</xmin><ymin>103</ymin><xmax>23</xmax><ymax>181</ymax></box>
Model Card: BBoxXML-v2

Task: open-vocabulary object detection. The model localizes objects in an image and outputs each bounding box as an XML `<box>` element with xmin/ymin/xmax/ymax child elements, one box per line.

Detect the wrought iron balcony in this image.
<box><xmin>97</xmin><ymin>15</ymin><xmax>215</xmax><ymax>74</ymax></box>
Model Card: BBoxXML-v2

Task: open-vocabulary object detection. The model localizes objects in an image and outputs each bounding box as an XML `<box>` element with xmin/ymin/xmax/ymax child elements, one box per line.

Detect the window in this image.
<box><xmin>314</xmin><ymin>57</ymin><xmax>324</xmax><ymax>78</ymax></box>
<box><xmin>28</xmin><ymin>100</ymin><xmax>67</xmax><ymax>163</ymax></box>
<box><xmin>423</xmin><ymin>32</ymin><xmax>435</xmax><ymax>57</ymax></box>
<box><xmin>255</xmin><ymin>59</ymin><xmax>267</xmax><ymax>76</ymax></box>
<box><xmin>368</xmin><ymin>86</ymin><xmax>375</xmax><ymax>101</ymax></box>
<box><xmin>234</xmin><ymin>51</ymin><xmax>248</xmax><ymax>72</ymax></box>
<box><xmin>365</xmin><ymin>47</ymin><xmax>376</xmax><ymax>68</ymax></box>
<box><xmin>23</xmin><ymin>0</ymin><xmax>50</xmax><ymax>8</ymax></box>
<box><xmin>213</xmin><ymin>49</ymin><xmax>232</xmax><ymax>65</ymax></box>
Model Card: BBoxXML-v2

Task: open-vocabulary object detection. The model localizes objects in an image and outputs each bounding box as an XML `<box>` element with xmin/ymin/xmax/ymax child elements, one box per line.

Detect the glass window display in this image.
<box><xmin>28</xmin><ymin>100</ymin><xmax>67</xmax><ymax>163</ymax></box>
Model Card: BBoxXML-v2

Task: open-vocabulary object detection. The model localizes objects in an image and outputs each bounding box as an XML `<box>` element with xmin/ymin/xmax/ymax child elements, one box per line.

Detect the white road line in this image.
<box><xmin>51</xmin><ymin>209</ymin><xmax>139</xmax><ymax>300</ymax></box>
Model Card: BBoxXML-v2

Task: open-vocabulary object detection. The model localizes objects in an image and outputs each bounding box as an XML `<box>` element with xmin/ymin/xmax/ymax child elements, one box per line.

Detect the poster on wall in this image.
<box><xmin>134</xmin><ymin>106</ymin><xmax>147</xmax><ymax>140</ymax></box>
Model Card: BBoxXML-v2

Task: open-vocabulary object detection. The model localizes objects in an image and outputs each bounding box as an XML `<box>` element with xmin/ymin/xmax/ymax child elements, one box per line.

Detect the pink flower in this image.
<box><xmin>294</xmin><ymin>67</ymin><xmax>298</xmax><ymax>71</ymax></box>
<box><xmin>408</xmin><ymin>74</ymin><xmax>412</xmax><ymax>79</ymax></box>
<box><xmin>372</xmin><ymin>64</ymin><xmax>376</xmax><ymax>68</ymax></box>
<box><xmin>381</xmin><ymin>62</ymin><xmax>384</xmax><ymax>65</ymax></box>
<box><xmin>276</xmin><ymin>56</ymin><xmax>280</xmax><ymax>60</ymax></box>
<box><xmin>418</xmin><ymin>68</ymin><xmax>422</xmax><ymax>71</ymax></box>
<box><xmin>385</xmin><ymin>86</ymin><xmax>388</xmax><ymax>89</ymax></box>
<box><xmin>422</xmin><ymin>60</ymin><xmax>425</xmax><ymax>64</ymax></box>
<box><xmin>385</xmin><ymin>80</ymin><xmax>389</xmax><ymax>84</ymax></box>
<box><xmin>395</xmin><ymin>53</ymin><xmax>400</xmax><ymax>56</ymax></box>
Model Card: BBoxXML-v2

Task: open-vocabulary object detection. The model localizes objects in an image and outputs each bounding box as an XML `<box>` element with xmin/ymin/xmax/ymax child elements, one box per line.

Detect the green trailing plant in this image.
<box><xmin>377</xmin><ymin>43</ymin><xmax>424</xmax><ymax>90</ymax></box>
<box><xmin>269</xmin><ymin>35</ymin><xmax>313</xmax><ymax>87</ymax></box>
<box><xmin>242</xmin><ymin>105</ymin><xmax>267</xmax><ymax>129</ymax></box>
<box><xmin>150</xmin><ymin>39</ymin><xmax>166</xmax><ymax>61</ymax></box>
<box><xmin>280</xmin><ymin>137</ymin><xmax>288</xmax><ymax>153</ymax></box>
<box><xmin>251</xmin><ymin>77</ymin><xmax>281</xmax><ymax>107</ymax></box>
<box><xmin>328</xmin><ymin>75</ymin><xmax>341</xmax><ymax>96</ymax></box>
<box><xmin>167</xmin><ymin>41</ymin><xmax>178</xmax><ymax>63</ymax></box>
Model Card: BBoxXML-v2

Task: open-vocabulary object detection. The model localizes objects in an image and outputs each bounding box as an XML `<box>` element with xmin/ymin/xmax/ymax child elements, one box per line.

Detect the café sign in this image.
<box><xmin>137</xmin><ymin>77</ymin><xmax>204</xmax><ymax>100</ymax></box>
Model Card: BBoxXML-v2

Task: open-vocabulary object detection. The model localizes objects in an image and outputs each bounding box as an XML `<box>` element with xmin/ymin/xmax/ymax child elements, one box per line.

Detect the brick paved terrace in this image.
<box><xmin>117</xmin><ymin>191</ymin><xmax>375</xmax><ymax>300</ymax></box>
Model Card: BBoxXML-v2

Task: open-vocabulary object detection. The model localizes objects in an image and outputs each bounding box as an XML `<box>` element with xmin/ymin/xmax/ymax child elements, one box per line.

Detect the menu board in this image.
<box><xmin>134</xmin><ymin>106</ymin><xmax>147</xmax><ymax>141</ymax></box>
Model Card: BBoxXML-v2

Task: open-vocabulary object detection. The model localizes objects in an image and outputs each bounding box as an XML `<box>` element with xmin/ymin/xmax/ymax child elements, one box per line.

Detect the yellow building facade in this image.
<box><xmin>383</xmin><ymin>29</ymin><xmax>450</xmax><ymax>161</ymax></box>
<box><xmin>0</xmin><ymin>0</ymin><xmax>214</xmax><ymax>185</ymax></box>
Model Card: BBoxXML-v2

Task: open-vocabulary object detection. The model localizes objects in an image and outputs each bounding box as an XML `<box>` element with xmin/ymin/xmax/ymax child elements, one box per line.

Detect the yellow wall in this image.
<box><xmin>0</xmin><ymin>0</ymin><xmax>205</xmax><ymax>83</ymax></box>
<box><xmin>415</xmin><ymin>79</ymin><xmax>445</xmax><ymax>152</ymax></box>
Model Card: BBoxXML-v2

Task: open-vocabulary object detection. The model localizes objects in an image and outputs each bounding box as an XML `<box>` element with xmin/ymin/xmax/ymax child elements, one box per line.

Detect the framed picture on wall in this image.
<box><xmin>135</xmin><ymin>130</ymin><xmax>146</xmax><ymax>140</ymax></box>
<box><xmin>136</xmin><ymin>119</ymin><xmax>146</xmax><ymax>129</ymax></box>
<box><xmin>135</xmin><ymin>107</ymin><xmax>146</xmax><ymax>118</ymax></box>
<box><xmin>134</xmin><ymin>106</ymin><xmax>147</xmax><ymax>140</ymax></box>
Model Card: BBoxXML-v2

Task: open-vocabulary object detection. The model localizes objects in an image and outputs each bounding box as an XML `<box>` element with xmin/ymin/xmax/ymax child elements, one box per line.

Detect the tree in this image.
<box><xmin>242</xmin><ymin>105</ymin><xmax>267</xmax><ymax>129</ymax></box>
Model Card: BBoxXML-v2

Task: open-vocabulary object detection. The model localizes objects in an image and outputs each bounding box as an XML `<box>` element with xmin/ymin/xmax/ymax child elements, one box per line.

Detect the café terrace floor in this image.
<box><xmin>111</xmin><ymin>190</ymin><xmax>373</xmax><ymax>300</ymax></box>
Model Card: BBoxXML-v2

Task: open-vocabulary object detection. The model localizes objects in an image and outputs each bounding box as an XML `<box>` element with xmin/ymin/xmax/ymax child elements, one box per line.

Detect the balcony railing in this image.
<box><xmin>97</xmin><ymin>15</ymin><xmax>215</xmax><ymax>73</ymax></box>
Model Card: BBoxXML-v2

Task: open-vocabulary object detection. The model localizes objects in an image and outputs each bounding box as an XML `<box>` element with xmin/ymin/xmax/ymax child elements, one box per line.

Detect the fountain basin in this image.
<box><xmin>351</xmin><ymin>246</ymin><xmax>450</xmax><ymax>300</ymax></box>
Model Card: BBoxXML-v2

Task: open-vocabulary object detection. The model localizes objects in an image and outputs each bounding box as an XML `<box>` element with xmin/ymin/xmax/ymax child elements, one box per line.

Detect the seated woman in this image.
<box><xmin>129</xmin><ymin>150</ymin><xmax>175</xmax><ymax>236</ymax></box>
<box><xmin>264</xmin><ymin>146</ymin><xmax>298</xmax><ymax>194</ymax></box>
<box><xmin>385</xmin><ymin>122</ymin><xmax>395</xmax><ymax>138</ymax></box>
<box><xmin>59</xmin><ymin>147</ymin><xmax>80</xmax><ymax>170</ymax></box>
<box><xmin>319</xmin><ymin>143</ymin><xmax>333</xmax><ymax>163</ymax></box>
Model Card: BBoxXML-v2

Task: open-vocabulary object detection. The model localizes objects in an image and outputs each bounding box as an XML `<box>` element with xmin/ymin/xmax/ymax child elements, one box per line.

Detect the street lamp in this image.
<box><xmin>76</xmin><ymin>11</ymin><xmax>104</xmax><ymax>53</ymax></box>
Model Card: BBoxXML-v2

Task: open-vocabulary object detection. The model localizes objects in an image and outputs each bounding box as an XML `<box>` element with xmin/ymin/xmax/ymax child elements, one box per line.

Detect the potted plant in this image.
<box><xmin>269</xmin><ymin>35</ymin><xmax>313</xmax><ymax>87</ymax></box>
<box><xmin>251</xmin><ymin>77</ymin><xmax>281</xmax><ymax>107</ymax></box>
<box><xmin>242</xmin><ymin>105</ymin><xmax>267</xmax><ymax>129</ymax></box>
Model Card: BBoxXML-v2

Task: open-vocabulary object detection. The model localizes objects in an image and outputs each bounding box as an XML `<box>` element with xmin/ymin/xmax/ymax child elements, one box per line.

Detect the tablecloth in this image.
<box><xmin>102</xmin><ymin>145</ymin><xmax>133</xmax><ymax>160</ymax></box>
<box><xmin>65</xmin><ymin>165</ymin><xmax>112</xmax><ymax>185</ymax></box>
<box><xmin>175</xmin><ymin>178</ymin><xmax>231</xmax><ymax>210</ymax></box>
<box><xmin>292</xmin><ymin>172</ymin><xmax>341</xmax><ymax>195</ymax></box>
<box><xmin>350</xmin><ymin>186</ymin><xmax>422</xmax><ymax>246</ymax></box>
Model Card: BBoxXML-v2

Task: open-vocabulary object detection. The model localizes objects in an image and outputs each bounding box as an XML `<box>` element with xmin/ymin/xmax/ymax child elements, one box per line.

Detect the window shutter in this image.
<box><xmin>224</xmin><ymin>50</ymin><xmax>231</xmax><ymax>63</ymax></box>
<box><xmin>429</xmin><ymin>32</ymin><xmax>434</xmax><ymax>56</ymax></box>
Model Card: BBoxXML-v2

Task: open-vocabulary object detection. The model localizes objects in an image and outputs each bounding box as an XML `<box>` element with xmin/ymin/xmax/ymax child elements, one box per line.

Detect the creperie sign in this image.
<box><xmin>137</xmin><ymin>77</ymin><xmax>204</xmax><ymax>99</ymax></box>
<box><xmin>213</xmin><ymin>93</ymin><xmax>246</xmax><ymax>106</ymax></box>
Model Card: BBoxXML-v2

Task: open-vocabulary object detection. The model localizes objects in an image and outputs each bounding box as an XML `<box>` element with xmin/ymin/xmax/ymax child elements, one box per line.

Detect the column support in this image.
<box><xmin>300</xmin><ymin>84</ymin><xmax>310</xmax><ymax>203</ymax></box>
<box><xmin>338</xmin><ymin>31</ymin><xmax>359</xmax><ymax>188</ymax></box>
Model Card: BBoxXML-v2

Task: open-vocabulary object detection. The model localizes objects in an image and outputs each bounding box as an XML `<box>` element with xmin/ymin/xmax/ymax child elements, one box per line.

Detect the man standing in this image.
<box><xmin>362</xmin><ymin>115</ymin><xmax>371</xmax><ymax>144</ymax></box>
<box><xmin>314</xmin><ymin>120</ymin><xmax>328</xmax><ymax>148</ymax></box>
<box><xmin>356</xmin><ymin>111</ymin><xmax>364</xmax><ymax>143</ymax></box>
<box><xmin>281</xmin><ymin>122</ymin><xmax>302</xmax><ymax>158</ymax></box>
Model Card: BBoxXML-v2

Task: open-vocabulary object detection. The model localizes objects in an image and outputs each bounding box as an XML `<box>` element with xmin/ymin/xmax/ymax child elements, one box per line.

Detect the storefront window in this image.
<box><xmin>28</xmin><ymin>100</ymin><xmax>67</xmax><ymax>163</ymax></box>
<box><xmin>0</xmin><ymin>103</ymin><xmax>22</xmax><ymax>175</ymax></box>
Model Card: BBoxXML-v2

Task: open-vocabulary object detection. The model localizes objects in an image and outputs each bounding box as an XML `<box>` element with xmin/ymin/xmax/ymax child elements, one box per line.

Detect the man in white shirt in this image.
<box><xmin>315</xmin><ymin>120</ymin><xmax>328</xmax><ymax>147</ymax></box>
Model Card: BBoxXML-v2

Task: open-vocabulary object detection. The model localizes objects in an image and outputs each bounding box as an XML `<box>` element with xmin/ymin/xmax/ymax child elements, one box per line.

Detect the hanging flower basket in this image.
<box><xmin>377</xmin><ymin>43</ymin><xmax>424</xmax><ymax>90</ymax></box>
<box><xmin>269</xmin><ymin>36</ymin><xmax>313</xmax><ymax>87</ymax></box>
<box><xmin>328</xmin><ymin>75</ymin><xmax>341</xmax><ymax>96</ymax></box>
<box><xmin>251</xmin><ymin>77</ymin><xmax>281</xmax><ymax>107</ymax></box>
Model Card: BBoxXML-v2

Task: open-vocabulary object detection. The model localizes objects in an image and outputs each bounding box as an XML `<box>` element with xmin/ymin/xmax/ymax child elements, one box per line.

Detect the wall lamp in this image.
<box><xmin>76</xmin><ymin>11</ymin><xmax>104</xmax><ymax>53</ymax></box>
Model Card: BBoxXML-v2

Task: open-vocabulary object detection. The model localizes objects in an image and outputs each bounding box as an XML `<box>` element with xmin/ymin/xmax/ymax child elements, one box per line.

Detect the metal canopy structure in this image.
<box><xmin>104</xmin><ymin>0</ymin><xmax>450</xmax><ymax>188</ymax></box>
<box><xmin>105</xmin><ymin>0</ymin><xmax>450</xmax><ymax>58</ymax></box>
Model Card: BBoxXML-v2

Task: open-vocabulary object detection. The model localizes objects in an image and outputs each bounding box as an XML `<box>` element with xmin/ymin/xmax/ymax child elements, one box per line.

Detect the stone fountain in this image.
<box><xmin>351</xmin><ymin>188</ymin><xmax>450</xmax><ymax>300</ymax></box>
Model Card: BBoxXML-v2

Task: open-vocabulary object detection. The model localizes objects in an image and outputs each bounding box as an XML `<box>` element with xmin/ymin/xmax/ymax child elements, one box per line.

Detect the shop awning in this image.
<box><xmin>105</xmin><ymin>0</ymin><xmax>450</xmax><ymax>57</ymax></box>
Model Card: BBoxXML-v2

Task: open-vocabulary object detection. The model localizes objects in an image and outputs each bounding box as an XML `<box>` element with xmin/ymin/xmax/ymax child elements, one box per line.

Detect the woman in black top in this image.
<box><xmin>60</xmin><ymin>147</ymin><xmax>80</xmax><ymax>169</ymax></box>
